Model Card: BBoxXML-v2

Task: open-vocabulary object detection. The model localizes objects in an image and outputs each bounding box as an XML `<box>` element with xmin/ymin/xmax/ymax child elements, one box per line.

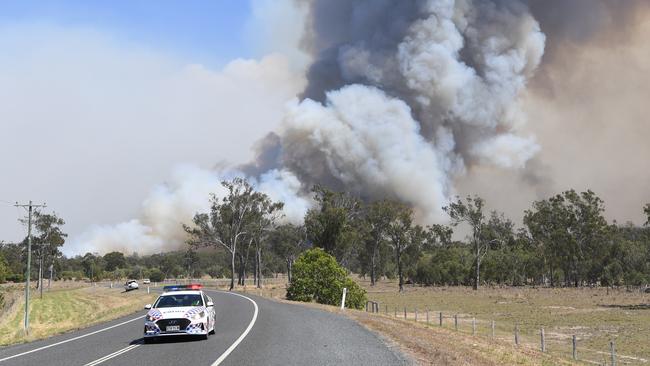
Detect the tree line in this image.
<box><xmin>1</xmin><ymin>179</ymin><xmax>649</xmax><ymax>292</ymax></box>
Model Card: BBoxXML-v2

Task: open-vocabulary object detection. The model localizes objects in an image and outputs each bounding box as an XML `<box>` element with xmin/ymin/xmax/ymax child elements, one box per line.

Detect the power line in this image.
<box><xmin>14</xmin><ymin>200</ymin><xmax>47</xmax><ymax>335</ymax></box>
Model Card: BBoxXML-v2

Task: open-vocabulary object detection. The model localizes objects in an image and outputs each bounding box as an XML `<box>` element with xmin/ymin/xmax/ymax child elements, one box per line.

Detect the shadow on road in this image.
<box><xmin>136</xmin><ymin>336</ymin><xmax>207</xmax><ymax>345</ymax></box>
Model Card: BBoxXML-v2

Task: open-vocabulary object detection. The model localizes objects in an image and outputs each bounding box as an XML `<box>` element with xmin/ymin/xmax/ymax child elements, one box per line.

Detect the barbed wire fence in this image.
<box><xmin>363</xmin><ymin>302</ymin><xmax>648</xmax><ymax>366</ymax></box>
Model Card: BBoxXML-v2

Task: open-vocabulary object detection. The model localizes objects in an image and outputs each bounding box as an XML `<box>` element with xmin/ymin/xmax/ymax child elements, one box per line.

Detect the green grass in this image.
<box><xmin>0</xmin><ymin>286</ymin><xmax>157</xmax><ymax>345</ymax></box>
<box><xmin>360</xmin><ymin>278</ymin><xmax>650</xmax><ymax>365</ymax></box>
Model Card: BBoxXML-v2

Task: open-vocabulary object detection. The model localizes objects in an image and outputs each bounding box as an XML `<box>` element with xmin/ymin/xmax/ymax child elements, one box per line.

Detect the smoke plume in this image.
<box><xmin>68</xmin><ymin>0</ymin><xmax>650</xmax><ymax>254</ymax></box>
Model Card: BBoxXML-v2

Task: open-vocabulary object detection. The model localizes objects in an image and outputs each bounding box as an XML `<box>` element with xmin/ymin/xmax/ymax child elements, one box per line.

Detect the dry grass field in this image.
<box><xmin>0</xmin><ymin>285</ymin><xmax>156</xmax><ymax>345</ymax></box>
<box><xmin>238</xmin><ymin>277</ymin><xmax>650</xmax><ymax>365</ymax></box>
<box><xmin>360</xmin><ymin>278</ymin><xmax>650</xmax><ymax>365</ymax></box>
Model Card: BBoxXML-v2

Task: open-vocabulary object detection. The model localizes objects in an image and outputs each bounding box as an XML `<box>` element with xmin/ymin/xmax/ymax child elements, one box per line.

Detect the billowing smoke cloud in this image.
<box><xmin>67</xmin><ymin>0</ymin><xmax>650</xmax><ymax>254</ymax></box>
<box><xmin>262</xmin><ymin>0</ymin><xmax>545</xmax><ymax>220</ymax></box>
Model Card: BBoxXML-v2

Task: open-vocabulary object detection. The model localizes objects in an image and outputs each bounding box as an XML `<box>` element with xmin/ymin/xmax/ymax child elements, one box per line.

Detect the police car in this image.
<box><xmin>143</xmin><ymin>284</ymin><xmax>215</xmax><ymax>343</ymax></box>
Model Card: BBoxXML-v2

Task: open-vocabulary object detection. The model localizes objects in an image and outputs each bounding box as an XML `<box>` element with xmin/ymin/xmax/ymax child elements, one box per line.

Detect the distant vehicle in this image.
<box><xmin>143</xmin><ymin>284</ymin><xmax>215</xmax><ymax>343</ymax></box>
<box><xmin>142</xmin><ymin>279</ymin><xmax>151</xmax><ymax>284</ymax></box>
<box><xmin>124</xmin><ymin>280</ymin><xmax>139</xmax><ymax>291</ymax></box>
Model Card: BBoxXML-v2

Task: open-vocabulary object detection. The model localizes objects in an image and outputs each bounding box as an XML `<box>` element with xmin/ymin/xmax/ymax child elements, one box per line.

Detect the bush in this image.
<box><xmin>286</xmin><ymin>248</ymin><xmax>366</xmax><ymax>309</ymax></box>
<box><xmin>148</xmin><ymin>268</ymin><xmax>165</xmax><ymax>282</ymax></box>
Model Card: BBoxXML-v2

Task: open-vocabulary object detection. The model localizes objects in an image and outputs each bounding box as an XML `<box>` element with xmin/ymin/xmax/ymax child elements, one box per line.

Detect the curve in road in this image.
<box><xmin>0</xmin><ymin>289</ymin><xmax>409</xmax><ymax>366</ymax></box>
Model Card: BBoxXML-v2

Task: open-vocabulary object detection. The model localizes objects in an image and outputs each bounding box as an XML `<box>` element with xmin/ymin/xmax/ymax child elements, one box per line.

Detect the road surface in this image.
<box><xmin>0</xmin><ymin>289</ymin><xmax>409</xmax><ymax>365</ymax></box>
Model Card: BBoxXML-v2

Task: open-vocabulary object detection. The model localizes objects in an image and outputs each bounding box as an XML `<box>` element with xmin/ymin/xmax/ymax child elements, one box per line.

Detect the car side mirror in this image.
<box><xmin>206</xmin><ymin>301</ymin><xmax>214</xmax><ymax>307</ymax></box>
<box><xmin>144</xmin><ymin>304</ymin><xmax>152</xmax><ymax>310</ymax></box>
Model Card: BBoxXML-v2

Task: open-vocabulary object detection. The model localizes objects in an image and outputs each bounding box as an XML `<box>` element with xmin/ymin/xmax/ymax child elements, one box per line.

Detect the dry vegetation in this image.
<box><xmin>237</xmin><ymin>281</ymin><xmax>582</xmax><ymax>366</ymax></box>
<box><xmin>0</xmin><ymin>285</ymin><xmax>156</xmax><ymax>345</ymax></box>
<box><xmin>360</xmin><ymin>278</ymin><xmax>650</xmax><ymax>365</ymax></box>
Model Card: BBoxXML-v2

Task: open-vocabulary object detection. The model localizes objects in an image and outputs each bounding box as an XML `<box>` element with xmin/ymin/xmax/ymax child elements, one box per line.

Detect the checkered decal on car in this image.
<box><xmin>147</xmin><ymin>309</ymin><xmax>163</xmax><ymax>320</ymax></box>
<box><xmin>185</xmin><ymin>323</ymin><xmax>203</xmax><ymax>334</ymax></box>
<box><xmin>184</xmin><ymin>307</ymin><xmax>205</xmax><ymax>318</ymax></box>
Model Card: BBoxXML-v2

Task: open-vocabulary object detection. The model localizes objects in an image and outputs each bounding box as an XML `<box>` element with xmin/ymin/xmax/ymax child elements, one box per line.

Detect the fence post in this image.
<box><xmin>415</xmin><ymin>308</ymin><xmax>418</xmax><ymax>322</ymax></box>
<box><xmin>514</xmin><ymin>323</ymin><xmax>519</xmax><ymax>346</ymax></box>
<box><xmin>610</xmin><ymin>341</ymin><xmax>616</xmax><ymax>366</ymax></box>
<box><xmin>491</xmin><ymin>320</ymin><xmax>495</xmax><ymax>338</ymax></box>
<box><xmin>404</xmin><ymin>307</ymin><xmax>407</xmax><ymax>319</ymax></box>
<box><xmin>540</xmin><ymin>327</ymin><xmax>545</xmax><ymax>352</ymax></box>
<box><xmin>394</xmin><ymin>307</ymin><xmax>397</xmax><ymax>317</ymax></box>
<box><xmin>472</xmin><ymin>318</ymin><xmax>476</xmax><ymax>335</ymax></box>
<box><xmin>454</xmin><ymin>314</ymin><xmax>458</xmax><ymax>331</ymax></box>
<box><xmin>572</xmin><ymin>335</ymin><xmax>577</xmax><ymax>360</ymax></box>
<box><xmin>147</xmin><ymin>286</ymin><xmax>150</xmax><ymax>294</ymax></box>
<box><xmin>385</xmin><ymin>304</ymin><xmax>388</xmax><ymax>315</ymax></box>
<box><xmin>340</xmin><ymin>287</ymin><xmax>347</xmax><ymax>310</ymax></box>
<box><xmin>439</xmin><ymin>312</ymin><xmax>443</xmax><ymax>326</ymax></box>
<box><xmin>426</xmin><ymin>308</ymin><xmax>430</xmax><ymax>324</ymax></box>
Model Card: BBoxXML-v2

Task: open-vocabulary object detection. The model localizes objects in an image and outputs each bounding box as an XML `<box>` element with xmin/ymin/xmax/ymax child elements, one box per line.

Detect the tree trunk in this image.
<box><xmin>48</xmin><ymin>262</ymin><xmax>53</xmax><ymax>289</ymax></box>
<box><xmin>237</xmin><ymin>253</ymin><xmax>245</xmax><ymax>286</ymax></box>
<box><xmin>256</xmin><ymin>247</ymin><xmax>262</xmax><ymax>289</ymax></box>
<box><xmin>286</xmin><ymin>258</ymin><xmax>292</xmax><ymax>284</ymax></box>
<box><xmin>397</xmin><ymin>247</ymin><xmax>404</xmax><ymax>292</ymax></box>
<box><xmin>229</xmin><ymin>251</ymin><xmax>235</xmax><ymax>291</ymax></box>
<box><xmin>370</xmin><ymin>244</ymin><xmax>377</xmax><ymax>286</ymax></box>
<box><xmin>39</xmin><ymin>256</ymin><xmax>43</xmax><ymax>298</ymax></box>
<box><xmin>473</xmin><ymin>240</ymin><xmax>480</xmax><ymax>291</ymax></box>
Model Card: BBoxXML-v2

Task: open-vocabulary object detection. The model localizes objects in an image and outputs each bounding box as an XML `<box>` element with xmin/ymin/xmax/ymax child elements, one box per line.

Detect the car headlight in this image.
<box><xmin>191</xmin><ymin>312</ymin><xmax>205</xmax><ymax>320</ymax></box>
<box><xmin>145</xmin><ymin>315</ymin><xmax>154</xmax><ymax>322</ymax></box>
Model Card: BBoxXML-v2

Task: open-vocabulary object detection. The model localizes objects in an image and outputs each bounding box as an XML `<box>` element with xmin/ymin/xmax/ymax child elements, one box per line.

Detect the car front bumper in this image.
<box><xmin>144</xmin><ymin>319</ymin><xmax>208</xmax><ymax>337</ymax></box>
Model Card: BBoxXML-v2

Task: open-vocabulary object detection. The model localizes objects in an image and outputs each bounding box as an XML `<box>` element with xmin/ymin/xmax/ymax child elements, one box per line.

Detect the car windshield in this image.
<box><xmin>154</xmin><ymin>294</ymin><xmax>203</xmax><ymax>308</ymax></box>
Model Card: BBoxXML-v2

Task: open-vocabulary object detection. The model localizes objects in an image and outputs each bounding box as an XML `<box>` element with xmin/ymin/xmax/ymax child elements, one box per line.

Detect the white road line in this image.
<box><xmin>0</xmin><ymin>316</ymin><xmax>144</xmax><ymax>363</ymax></box>
<box><xmin>82</xmin><ymin>344</ymin><xmax>141</xmax><ymax>366</ymax></box>
<box><xmin>209</xmin><ymin>291</ymin><xmax>259</xmax><ymax>366</ymax></box>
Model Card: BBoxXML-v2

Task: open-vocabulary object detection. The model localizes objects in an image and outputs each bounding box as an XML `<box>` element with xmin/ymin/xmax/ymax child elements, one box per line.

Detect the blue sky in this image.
<box><xmin>0</xmin><ymin>0</ymin><xmax>254</xmax><ymax>66</ymax></box>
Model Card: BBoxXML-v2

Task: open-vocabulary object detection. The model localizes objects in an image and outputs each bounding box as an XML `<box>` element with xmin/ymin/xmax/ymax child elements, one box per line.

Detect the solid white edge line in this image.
<box><xmin>0</xmin><ymin>316</ymin><xmax>144</xmax><ymax>363</ymax></box>
<box><xmin>83</xmin><ymin>344</ymin><xmax>141</xmax><ymax>366</ymax></box>
<box><xmin>209</xmin><ymin>291</ymin><xmax>259</xmax><ymax>366</ymax></box>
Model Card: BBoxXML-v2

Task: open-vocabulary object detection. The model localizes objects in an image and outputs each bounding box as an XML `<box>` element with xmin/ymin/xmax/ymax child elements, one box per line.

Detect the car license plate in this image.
<box><xmin>166</xmin><ymin>326</ymin><xmax>180</xmax><ymax>332</ymax></box>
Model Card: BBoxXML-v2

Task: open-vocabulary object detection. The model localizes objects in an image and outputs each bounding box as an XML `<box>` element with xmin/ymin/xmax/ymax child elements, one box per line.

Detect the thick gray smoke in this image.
<box><xmin>254</xmin><ymin>0</ymin><xmax>545</xmax><ymax>222</ymax></box>
<box><xmin>70</xmin><ymin>0</ymin><xmax>650</xmax><ymax>254</ymax></box>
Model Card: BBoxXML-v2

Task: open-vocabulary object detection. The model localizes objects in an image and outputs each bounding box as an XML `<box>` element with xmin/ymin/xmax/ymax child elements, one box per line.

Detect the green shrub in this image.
<box><xmin>148</xmin><ymin>268</ymin><xmax>165</xmax><ymax>282</ymax></box>
<box><xmin>286</xmin><ymin>248</ymin><xmax>366</xmax><ymax>309</ymax></box>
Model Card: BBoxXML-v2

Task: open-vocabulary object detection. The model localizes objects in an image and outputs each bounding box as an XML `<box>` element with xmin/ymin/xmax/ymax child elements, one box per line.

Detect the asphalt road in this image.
<box><xmin>0</xmin><ymin>289</ymin><xmax>410</xmax><ymax>366</ymax></box>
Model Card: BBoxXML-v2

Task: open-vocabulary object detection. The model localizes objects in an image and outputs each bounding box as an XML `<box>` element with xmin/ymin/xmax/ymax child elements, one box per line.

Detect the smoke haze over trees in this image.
<box><xmin>1</xmin><ymin>0</ymin><xmax>649</xmax><ymax>256</ymax></box>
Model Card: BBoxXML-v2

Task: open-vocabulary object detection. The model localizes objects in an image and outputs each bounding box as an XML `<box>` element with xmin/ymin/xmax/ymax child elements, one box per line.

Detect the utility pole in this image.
<box><xmin>15</xmin><ymin>200</ymin><xmax>46</xmax><ymax>335</ymax></box>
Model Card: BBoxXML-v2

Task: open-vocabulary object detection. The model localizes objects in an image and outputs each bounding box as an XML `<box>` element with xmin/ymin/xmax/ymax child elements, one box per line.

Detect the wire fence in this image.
<box><xmin>364</xmin><ymin>302</ymin><xmax>648</xmax><ymax>366</ymax></box>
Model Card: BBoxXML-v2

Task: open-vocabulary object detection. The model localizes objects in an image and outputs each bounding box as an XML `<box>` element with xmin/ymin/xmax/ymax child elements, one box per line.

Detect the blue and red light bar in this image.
<box><xmin>163</xmin><ymin>284</ymin><xmax>203</xmax><ymax>291</ymax></box>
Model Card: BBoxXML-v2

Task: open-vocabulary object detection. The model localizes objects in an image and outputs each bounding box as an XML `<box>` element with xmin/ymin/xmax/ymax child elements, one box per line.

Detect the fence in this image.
<box><xmin>364</xmin><ymin>303</ymin><xmax>648</xmax><ymax>366</ymax></box>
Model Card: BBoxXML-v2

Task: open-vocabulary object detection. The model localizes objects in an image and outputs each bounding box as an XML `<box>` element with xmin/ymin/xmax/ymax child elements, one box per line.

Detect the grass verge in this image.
<box><xmin>237</xmin><ymin>284</ymin><xmax>577</xmax><ymax>366</ymax></box>
<box><xmin>0</xmin><ymin>286</ymin><xmax>156</xmax><ymax>345</ymax></box>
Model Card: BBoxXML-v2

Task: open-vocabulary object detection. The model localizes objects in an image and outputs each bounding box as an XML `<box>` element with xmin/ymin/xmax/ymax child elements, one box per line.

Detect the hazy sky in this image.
<box><xmin>0</xmin><ymin>0</ymin><xmax>306</xmax><ymax>251</ymax></box>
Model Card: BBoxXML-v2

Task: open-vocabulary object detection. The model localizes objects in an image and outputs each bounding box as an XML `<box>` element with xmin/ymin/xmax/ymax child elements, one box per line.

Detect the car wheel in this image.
<box><xmin>144</xmin><ymin>337</ymin><xmax>155</xmax><ymax>344</ymax></box>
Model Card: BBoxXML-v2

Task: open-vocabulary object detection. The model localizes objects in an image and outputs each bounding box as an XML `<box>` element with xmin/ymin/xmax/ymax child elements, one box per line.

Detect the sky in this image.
<box><xmin>0</xmin><ymin>0</ymin><xmax>307</xmax><ymax>253</ymax></box>
<box><xmin>0</xmin><ymin>0</ymin><xmax>254</xmax><ymax>66</ymax></box>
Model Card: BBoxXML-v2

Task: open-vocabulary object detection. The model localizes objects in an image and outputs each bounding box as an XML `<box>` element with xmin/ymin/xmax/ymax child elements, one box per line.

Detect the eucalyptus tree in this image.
<box><xmin>249</xmin><ymin>196</ymin><xmax>284</xmax><ymax>288</ymax></box>
<box><xmin>362</xmin><ymin>200</ymin><xmax>395</xmax><ymax>286</ymax></box>
<box><xmin>443</xmin><ymin>195</ymin><xmax>487</xmax><ymax>290</ymax></box>
<box><xmin>385</xmin><ymin>202</ymin><xmax>415</xmax><ymax>292</ymax></box>
<box><xmin>644</xmin><ymin>203</ymin><xmax>650</xmax><ymax>226</ymax></box>
<box><xmin>184</xmin><ymin>178</ymin><xmax>263</xmax><ymax>291</ymax></box>
<box><xmin>269</xmin><ymin>224</ymin><xmax>308</xmax><ymax>283</ymax></box>
<box><xmin>28</xmin><ymin>212</ymin><xmax>66</xmax><ymax>293</ymax></box>
<box><xmin>304</xmin><ymin>186</ymin><xmax>361</xmax><ymax>264</ymax></box>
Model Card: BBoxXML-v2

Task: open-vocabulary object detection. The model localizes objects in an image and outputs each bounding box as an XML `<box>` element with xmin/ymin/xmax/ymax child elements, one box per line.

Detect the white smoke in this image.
<box><xmin>68</xmin><ymin>0</ymin><xmax>548</xmax><ymax>254</ymax></box>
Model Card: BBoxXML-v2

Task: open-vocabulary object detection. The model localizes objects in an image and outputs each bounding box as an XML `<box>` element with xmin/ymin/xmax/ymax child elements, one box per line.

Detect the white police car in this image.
<box><xmin>143</xmin><ymin>284</ymin><xmax>215</xmax><ymax>343</ymax></box>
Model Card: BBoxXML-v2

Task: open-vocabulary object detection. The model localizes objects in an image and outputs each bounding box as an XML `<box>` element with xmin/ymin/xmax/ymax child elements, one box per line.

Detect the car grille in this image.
<box><xmin>156</xmin><ymin>318</ymin><xmax>191</xmax><ymax>331</ymax></box>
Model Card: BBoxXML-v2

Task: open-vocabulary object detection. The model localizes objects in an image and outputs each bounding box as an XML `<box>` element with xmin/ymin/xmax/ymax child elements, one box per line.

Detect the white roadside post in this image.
<box><xmin>340</xmin><ymin>288</ymin><xmax>347</xmax><ymax>310</ymax></box>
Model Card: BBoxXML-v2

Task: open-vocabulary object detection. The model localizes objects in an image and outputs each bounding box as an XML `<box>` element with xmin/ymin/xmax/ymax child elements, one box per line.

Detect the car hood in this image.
<box><xmin>147</xmin><ymin>306</ymin><xmax>206</xmax><ymax>320</ymax></box>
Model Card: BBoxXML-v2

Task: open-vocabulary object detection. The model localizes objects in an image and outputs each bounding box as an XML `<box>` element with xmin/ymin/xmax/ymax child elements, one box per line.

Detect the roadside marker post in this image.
<box><xmin>439</xmin><ymin>312</ymin><xmax>443</xmax><ymax>326</ymax></box>
<box><xmin>454</xmin><ymin>314</ymin><xmax>458</xmax><ymax>330</ymax></box>
<box><xmin>515</xmin><ymin>323</ymin><xmax>520</xmax><ymax>346</ymax></box>
<box><xmin>340</xmin><ymin>288</ymin><xmax>347</xmax><ymax>310</ymax></box>
<box><xmin>472</xmin><ymin>318</ymin><xmax>476</xmax><ymax>335</ymax></box>
<box><xmin>415</xmin><ymin>308</ymin><xmax>418</xmax><ymax>322</ymax></box>
<box><xmin>426</xmin><ymin>308</ymin><xmax>429</xmax><ymax>324</ymax></box>
<box><xmin>572</xmin><ymin>335</ymin><xmax>577</xmax><ymax>360</ymax></box>
<box><xmin>491</xmin><ymin>320</ymin><xmax>495</xmax><ymax>338</ymax></box>
<box><xmin>540</xmin><ymin>327</ymin><xmax>545</xmax><ymax>352</ymax></box>
<box><xmin>611</xmin><ymin>341</ymin><xmax>616</xmax><ymax>366</ymax></box>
